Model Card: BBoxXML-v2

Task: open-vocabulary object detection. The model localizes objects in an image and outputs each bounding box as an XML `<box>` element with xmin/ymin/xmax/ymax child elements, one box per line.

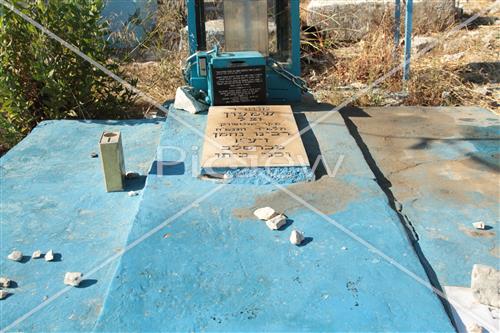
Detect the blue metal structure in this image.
<box><xmin>393</xmin><ymin>0</ymin><xmax>401</xmax><ymax>55</ymax></box>
<box><xmin>185</xmin><ymin>0</ymin><xmax>303</xmax><ymax>105</ymax></box>
<box><xmin>403</xmin><ymin>0</ymin><xmax>413</xmax><ymax>82</ymax></box>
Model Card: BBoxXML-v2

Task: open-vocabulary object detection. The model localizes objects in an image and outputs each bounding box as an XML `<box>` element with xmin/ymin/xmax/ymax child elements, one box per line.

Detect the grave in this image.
<box><xmin>200</xmin><ymin>105</ymin><xmax>314</xmax><ymax>184</ymax></box>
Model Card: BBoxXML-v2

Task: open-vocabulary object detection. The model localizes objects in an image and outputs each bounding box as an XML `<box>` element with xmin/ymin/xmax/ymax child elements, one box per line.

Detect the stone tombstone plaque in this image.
<box><xmin>201</xmin><ymin>105</ymin><xmax>310</xmax><ymax>169</ymax></box>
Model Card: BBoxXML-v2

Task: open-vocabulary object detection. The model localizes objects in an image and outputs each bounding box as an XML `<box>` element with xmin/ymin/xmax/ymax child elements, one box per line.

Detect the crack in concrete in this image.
<box><xmin>339</xmin><ymin>107</ymin><xmax>457</xmax><ymax>329</ymax></box>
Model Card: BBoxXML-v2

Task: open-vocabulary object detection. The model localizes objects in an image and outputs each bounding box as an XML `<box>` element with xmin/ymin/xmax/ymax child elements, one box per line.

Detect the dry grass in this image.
<box><xmin>303</xmin><ymin>1</ymin><xmax>499</xmax><ymax>112</ymax></box>
<box><xmin>122</xmin><ymin>0</ymin><xmax>498</xmax><ymax>115</ymax></box>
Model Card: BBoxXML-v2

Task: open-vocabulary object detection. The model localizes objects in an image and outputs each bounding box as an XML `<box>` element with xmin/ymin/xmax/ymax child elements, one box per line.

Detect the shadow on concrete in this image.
<box><xmin>149</xmin><ymin>161</ymin><xmax>185</xmax><ymax>176</ymax></box>
<box><xmin>279</xmin><ymin>218</ymin><xmax>294</xmax><ymax>231</ymax></box>
<box><xmin>295</xmin><ymin>113</ymin><xmax>328</xmax><ymax>179</ymax></box>
<box><xmin>77</xmin><ymin>279</ymin><xmax>98</xmax><ymax>289</ymax></box>
<box><xmin>299</xmin><ymin>237</ymin><xmax>314</xmax><ymax>247</ymax></box>
<box><xmin>124</xmin><ymin>175</ymin><xmax>147</xmax><ymax>191</ymax></box>
<box><xmin>18</xmin><ymin>256</ymin><xmax>31</xmax><ymax>264</ymax></box>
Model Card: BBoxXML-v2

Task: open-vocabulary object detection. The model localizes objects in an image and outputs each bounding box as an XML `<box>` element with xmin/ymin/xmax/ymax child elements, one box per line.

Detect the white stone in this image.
<box><xmin>412</xmin><ymin>36</ymin><xmax>438</xmax><ymax>54</ymax></box>
<box><xmin>466</xmin><ymin>323</ymin><xmax>484</xmax><ymax>333</ymax></box>
<box><xmin>0</xmin><ymin>277</ymin><xmax>11</xmax><ymax>288</ymax></box>
<box><xmin>265</xmin><ymin>214</ymin><xmax>287</xmax><ymax>230</ymax></box>
<box><xmin>471</xmin><ymin>264</ymin><xmax>500</xmax><ymax>308</ymax></box>
<box><xmin>472</xmin><ymin>221</ymin><xmax>486</xmax><ymax>230</ymax></box>
<box><xmin>45</xmin><ymin>250</ymin><xmax>54</xmax><ymax>262</ymax></box>
<box><xmin>0</xmin><ymin>290</ymin><xmax>9</xmax><ymax>300</ymax></box>
<box><xmin>64</xmin><ymin>272</ymin><xmax>83</xmax><ymax>287</ymax></box>
<box><xmin>253</xmin><ymin>207</ymin><xmax>277</xmax><ymax>220</ymax></box>
<box><xmin>173</xmin><ymin>86</ymin><xmax>209</xmax><ymax>114</ymax></box>
<box><xmin>32</xmin><ymin>250</ymin><xmax>42</xmax><ymax>259</ymax></box>
<box><xmin>7</xmin><ymin>250</ymin><xmax>22</xmax><ymax>262</ymax></box>
<box><xmin>289</xmin><ymin>230</ymin><xmax>305</xmax><ymax>245</ymax></box>
<box><xmin>125</xmin><ymin>172</ymin><xmax>140</xmax><ymax>179</ymax></box>
<box><xmin>442</xmin><ymin>52</ymin><xmax>465</xmax><ymax>62</ymax></box>
<box><xmin>128</xmin><ymin>191</ymin><xmax>139</xmax><ymax>197</ymax></box>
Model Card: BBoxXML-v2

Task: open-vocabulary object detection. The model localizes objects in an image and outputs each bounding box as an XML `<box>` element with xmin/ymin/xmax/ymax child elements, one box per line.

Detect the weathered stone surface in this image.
<box><xmin>0</xmin><ymin>290</ymin><xmax>9</xmax><ymax>300</ymax></box>
<box><xmin>201</xmin><ymin>105</ymin><xmax>310</xmax><ymax>169</ymax></box>
<box><xmin>265</xmin><ymin>214</ymin><xmax>287</xmax><ymax>230</ymax></box>
<box><xmin>173</xmin><ymin>86</ymin><xmax>209</xmax><ymax>114</ymax></box>
<box><xmin>472</xmin><ymin>221</ymin><xmax>486</xmax><ymax>230</ymax></box>
<box><xmin>45</xmin><ymin>250</ymin><xmax>54</xmax><ymax>262</ymax></box>
<box><xmin>64</xmin><ymin>272</ymin><xmax>83</xmax><ymax>287</ymax></box>
<box><xmin>466</xmin><ymin>323</ymin><xmax>484</xmax><ymax>333</ymax></box>
<box><xmin>306</xmin><ymin>0</ymin><xmax>456</xmax><ymax>41</ymax></box>
<box><xmin>7</xmin><ymin>250</ymin><xmax>22</xmax><ymax>262</ymax></box>
<box><xmin>290</xmin><ymin>229</ymin><xmax>305</xmax><ymax>245</ymax></box>
<box><xmin>32</xmin><ymin>250</ymin><xmax>42</xmax><ymax>259</ymax></box>
<box><xmin>412</xmin><ymin>36</ymin><xmax>438</xmax><ymax>54</ymax></box>
<box><xmin>254</xmin><ymin>207</ymin><xmax>277</xmax><ymax>220</ymax></box>
<box><xmin>0</xmin><ymin>277</ymin><xmax>11</xmax><ymax>288</ymax></box>
<box><xmin>471</xmin><ymin>264</ymin><xmax>500</xmax><ymax>308</ymax></box>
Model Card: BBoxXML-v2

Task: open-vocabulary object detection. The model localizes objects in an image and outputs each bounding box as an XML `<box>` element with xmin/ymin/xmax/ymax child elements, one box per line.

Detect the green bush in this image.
<box><xmin>0</xmin><ymin>0</ymin><xmax>136</xmax><ymax>152</ymax></box>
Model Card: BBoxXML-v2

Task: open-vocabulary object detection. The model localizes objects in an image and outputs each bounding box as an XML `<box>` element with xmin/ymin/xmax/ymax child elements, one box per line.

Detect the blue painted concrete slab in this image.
<box><xmin>345</xmin><ymin>106</ymin><xmax>499</xmax><ymax>287</ymax></box>
<box><xmin>93</xmin><ymin>109</ymin><xmax>454</xmax><ymax>331</ymax></box>
<box><xmin>0</xmin><ymin>119</ymin><xmax>162</xmax><ymax>331</ymax></box>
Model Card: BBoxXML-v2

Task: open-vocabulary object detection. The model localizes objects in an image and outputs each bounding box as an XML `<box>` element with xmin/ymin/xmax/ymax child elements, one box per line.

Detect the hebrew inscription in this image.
<box><xmin>201</xmin><ymin>105</ymin><xmax>310</xmax><ymax>168</ymax></box>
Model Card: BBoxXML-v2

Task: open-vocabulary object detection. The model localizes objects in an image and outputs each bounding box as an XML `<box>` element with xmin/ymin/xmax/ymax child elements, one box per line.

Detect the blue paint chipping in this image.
<box><xmin>200</xmin><ymin>166</ymin><xmax>315</xmax><ymax>185</ymax></box>
<box><xmin>0</xmin><ymin>109</ymin><xmax>460</xmax><ymax>331</ymax></box>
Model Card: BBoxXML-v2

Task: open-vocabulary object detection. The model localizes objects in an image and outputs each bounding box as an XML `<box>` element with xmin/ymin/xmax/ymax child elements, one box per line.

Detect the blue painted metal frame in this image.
<box><xmin>403</xmin><ymin>0</ymin><xmax>413</xmax><ymax>82</ymax></box>
<box><xmin>393</xmin><ymin>0</ymin><xmax>401</xmax><ymax>54</ymax></box>
<box><xmin>185</xmin><ymin>0</ymin><xmax>302</xmax><ymax>105</ymax></box>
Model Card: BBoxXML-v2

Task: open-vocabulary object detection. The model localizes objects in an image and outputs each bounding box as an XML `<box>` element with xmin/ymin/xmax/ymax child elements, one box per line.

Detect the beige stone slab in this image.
<box><xmin>99</xmin><ymin>131</ymin><xmax>125</xmax><ymax>192</ymax></box>
<box><xmin>201</xmin><ymin>105</ymin><xmax>310</xmax><ymax>168</ymax></box>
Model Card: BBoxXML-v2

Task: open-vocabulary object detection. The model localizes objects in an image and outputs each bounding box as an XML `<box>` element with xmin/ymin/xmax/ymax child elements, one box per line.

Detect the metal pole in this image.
<box><xmin>394</xmin><ymin>0</ymin><xmax>401</xmax><ymax>52</ymax></box>
<box><xmin>403</xmin><ymin>0</ymin><xmax>413</xmax><ymax>82</ymax></box>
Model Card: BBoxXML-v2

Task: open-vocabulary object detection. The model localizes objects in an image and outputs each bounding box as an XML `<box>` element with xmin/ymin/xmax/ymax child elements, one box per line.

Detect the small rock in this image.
<box><xmin>471</xmin><ymin>264</ymin><xmax>500</xmax><ymax>308</ymax></box>
<box><xmin>466</xmin><ymin>323</ymin><xmax>484</xmax><ymax>333</ymax></box>
<box><xmin>472</xmin><ymin>221</ymin><xmax>486</xmax><ymax>230</ymax></box>
<box><xmin>442</xmin><ymin>52</ymin><xmax>464</xmax><ymax>62</ymax></box>
<box><xmin>7</xmin><ymin>250</ymin><xmax>22</xmax><ymax>262</ymax></box>
<box><xmin>265</xmin><ymin>214</ymin><xmax>287</xmax><ymax>230</ymax></box>
<box><xmin>350</xmin><ymin>82</ymin><xmax>367</xmax><ymax>90</ymax></box>
<box><xmin>32</xmin><ymin>250</ymin><xmax>42</xmax><ymax>259</ymax></box>
<box><xmin>45</xmin><ymin>250</ymin><xmax>54</xmax><ymax>262</ymax></box>
<box><xmin>0</xmin><ymin>290</ymin><xmax>9</xmax><ymax>300</ymax></box>
<box><xmin>412</xmin><ymin>36</ymin><xmax>437</xmax><ymax>55</ymax></box>
<box><xmin>64</xmin><ymin>272</ymin><xmax>83</xmax><ymax>287</ymax></box>
<box><xmin>125</xmin><ymin>172</ymin><xmax>140</xmax><ymax>179</ymax></box>
<box><xmin>289</xmin><ymin>230</ymin><xmax>305</xmax><ymax>245</ymax></box>
<box><xmin>173</xmin><ymin>86</ymin><xmax>209</xmax><ymax>114</ymax></box>
<box><xmin>90</xmin><ymin>152</ymin><xmax>98</xmax><ymax>158</ymax></box>
<box><xmin>0</xmin><ymin>277</ymin><xmax>11</xmax><ymax>288</ymax></box>
<box><xmin>473</xmin><ymin>87</ymin><xmax>491</xmax><ymax>96</ymax></box>
<box><xmin>128</xmin><ymin>191</ymin><xmax>139</xmax><ymax>197</ymax></box>
<box><xmin>441</xmin><ymin>91</ymin><xmax>451</xmax><ymax>100</ymax></box>
<box><xmin>253</xmin><ymin>207</ymin><xmax>277</xmax><ymax>220</ymax></box>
